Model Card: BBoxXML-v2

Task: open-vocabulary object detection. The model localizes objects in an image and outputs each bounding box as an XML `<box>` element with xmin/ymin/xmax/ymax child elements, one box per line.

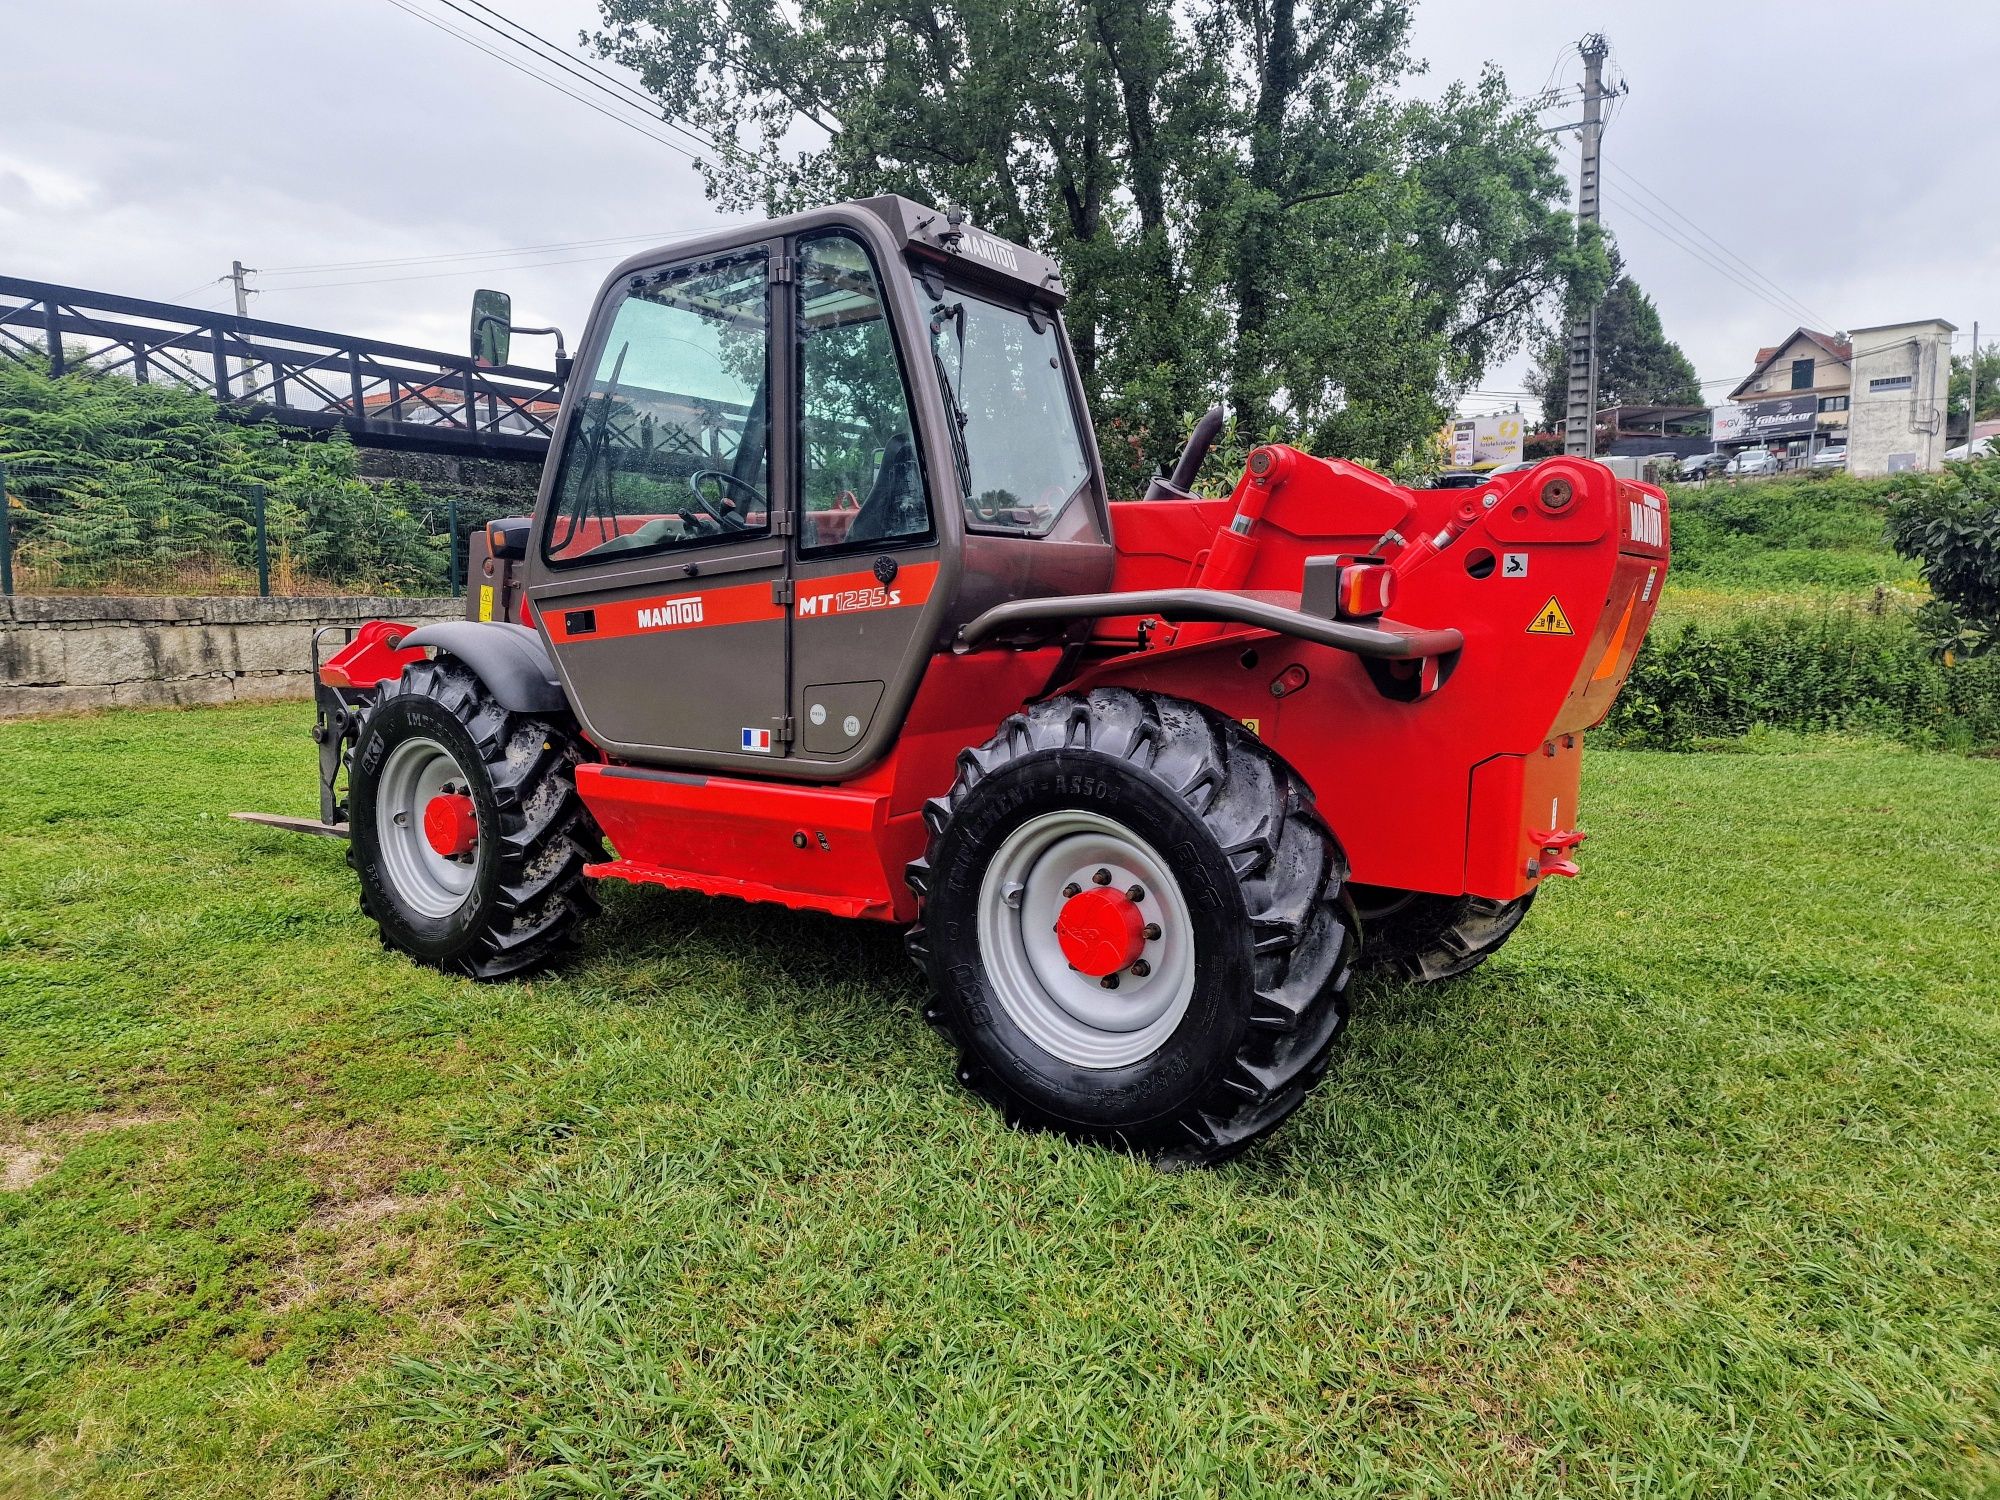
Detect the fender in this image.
<box><xmin>398</xmin><ymin>621</ymin><xmax>568</xmax><ymax>715</ymax></box>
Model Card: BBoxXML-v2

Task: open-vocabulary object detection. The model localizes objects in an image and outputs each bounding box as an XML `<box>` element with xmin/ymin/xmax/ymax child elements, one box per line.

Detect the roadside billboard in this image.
<box><xmin>1444</xmin><ymin>413</ymin><xmax>1524</xmax><ymax>468</ymax></box>
<box><xmin>1715</xmin><ymin>394</ymin><xmax>1818</xmax><ymax>446</ymax></box>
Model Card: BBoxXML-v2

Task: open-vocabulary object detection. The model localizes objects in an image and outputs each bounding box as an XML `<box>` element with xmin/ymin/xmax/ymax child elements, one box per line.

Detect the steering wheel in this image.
<box><xmin>686</xmin><ymin>469</ymin><xmax>767</xmax><ymax>532</ymax></box>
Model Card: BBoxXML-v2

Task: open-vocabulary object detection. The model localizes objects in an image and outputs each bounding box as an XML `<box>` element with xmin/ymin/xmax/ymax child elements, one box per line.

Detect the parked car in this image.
<box><xmin>1809</xmin><ymin>445</ymin><xmax>1848</xmax><ymax>469</ymax></box>
<box><xmin>1429</xmin><ymin>470</ymin><xmax>1489</xmax><ymax>489</ymax></box>
<box><xmin>1725</xmin><ymin>450</ymin><xmax>1779</xmax><ymax>478</ymax></box>
<box><xmin>1944</xmin><ymin>436</ymin><xmax>1996</xmax><ymax>462</ymax></box>
<box><xmin>1678</xmin><ymin>451</ymin><xmax>1728</xmax><ymax>480</ymax></box>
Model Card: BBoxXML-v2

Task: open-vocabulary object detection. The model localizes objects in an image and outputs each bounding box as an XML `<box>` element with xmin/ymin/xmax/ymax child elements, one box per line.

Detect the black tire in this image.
<box><xmin>347</xmin><ymin>655</ymin><xmax>603</xmax><ymax>979</ymax></box>
<box><xmin>1351</xmin><ymin>887</ymin><xmax>1536</xmax><ymax>983</ymax></box>
<box><xmin>906</xmin><ymin>689</ymin><xmax>1356</xmax><ymax>1166</ymax></box>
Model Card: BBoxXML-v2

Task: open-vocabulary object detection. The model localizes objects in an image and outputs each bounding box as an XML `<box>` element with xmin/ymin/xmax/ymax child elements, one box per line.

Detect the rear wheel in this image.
<box><xmin>1351</xmin><ymin>887</ymin><xmax>1535</xmax><ymax>983</ymax></box>
<box><xmin>348</xmin><ymin>656</ymin><xmax>602</xmax><ymax>979</ymax></box>
<box><xmin>907</xmin><ymin>689</ymin><xmax>1356</xmax><ymax>1166</ymax></box>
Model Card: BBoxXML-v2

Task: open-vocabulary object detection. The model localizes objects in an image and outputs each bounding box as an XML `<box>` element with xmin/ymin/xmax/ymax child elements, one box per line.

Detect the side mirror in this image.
<box><xmin>485</xmin><ymin>516</ymin><xmax>531</xmax><ymax>560</ymax></box>
<box><xmin>471</xmin><ymin>288</ymin><xmax>512</xmax><ymax>368</ymax></box>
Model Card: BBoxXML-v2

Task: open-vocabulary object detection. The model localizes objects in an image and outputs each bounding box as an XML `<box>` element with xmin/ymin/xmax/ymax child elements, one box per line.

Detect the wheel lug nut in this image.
<box><xmin>1100</xmin><ymin>974</ymin><xmax>1119</xmax><ymax>989</ymax></box>
<box><xmin>1127</xmin><ymin>885</ymin><xmax>1145</xmax><ymax>902</ymax></box>
<box><xmin>1130</xmin><ymin>959</ymin><xmax>1151</xmax><ymax>977</ymax></box>
<box><xmin>1144</xmin><ymin>922</ymin><xmax>1162</xmax><ymax>941</ymax></box>
<box><xmin>1091</xmin><ymin>868</ymin><xmax>1113</xmax><ymax>885</ymax></box>
<box><xmin>1062</xmin><ymin>882</ymin><xmax>1081</xmax><ymax>898</ymax></box>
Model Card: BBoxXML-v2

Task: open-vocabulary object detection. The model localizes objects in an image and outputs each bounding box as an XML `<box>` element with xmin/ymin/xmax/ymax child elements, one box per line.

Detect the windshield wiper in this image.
<box><xmin>928</xmin><ymin>302</ymin><xmax>972</xmax><ymax>493</ymax></box>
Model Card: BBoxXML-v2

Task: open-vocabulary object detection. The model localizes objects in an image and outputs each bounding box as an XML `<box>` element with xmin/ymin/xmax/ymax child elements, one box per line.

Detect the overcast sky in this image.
<box><xmin>4</xmin><ymin>1</ymin><xmax>1994</xmax><ymax>424</ymax></box>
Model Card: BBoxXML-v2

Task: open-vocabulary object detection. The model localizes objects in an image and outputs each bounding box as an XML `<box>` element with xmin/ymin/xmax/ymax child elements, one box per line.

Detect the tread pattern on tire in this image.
<box><xmin>351</xmin><ymin>656</ymin><xmax>603</xmax><ymax>980</ymax></box>
<box><xmin>906</xmin><ymin>687</ymin><xmax>1356</xmax><ymax>1166</ymax></box>
<box><xmin>1357</xmin><ymin>891</ymin><xmax>1534</xmax><ymax>984</ymax></box>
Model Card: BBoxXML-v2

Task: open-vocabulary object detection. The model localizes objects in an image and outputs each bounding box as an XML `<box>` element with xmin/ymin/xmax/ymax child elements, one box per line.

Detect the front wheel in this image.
<box><xmin>347</xmin><ymin>656</ymin><xmax>603</xmax><ymax>979</ymax></box>
<box><xmin>907</xmin><ymin>690</ymin><xmax>1356</xmax><ymax>1166</ymax></box>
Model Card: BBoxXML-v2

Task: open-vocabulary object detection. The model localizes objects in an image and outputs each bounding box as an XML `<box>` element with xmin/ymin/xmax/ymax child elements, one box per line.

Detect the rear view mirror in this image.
<box><xmin>471</xmin><ymin>288</ymin><xmax>512</xmax><ymax>367</ymax></box>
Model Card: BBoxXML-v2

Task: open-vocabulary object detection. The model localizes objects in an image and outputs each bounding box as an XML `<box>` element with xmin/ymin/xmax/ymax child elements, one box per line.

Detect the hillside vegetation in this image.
<box><xmin>0</xmin><ymin>356</ymin><xmax>477</xmax><ymax>594</ymax></box>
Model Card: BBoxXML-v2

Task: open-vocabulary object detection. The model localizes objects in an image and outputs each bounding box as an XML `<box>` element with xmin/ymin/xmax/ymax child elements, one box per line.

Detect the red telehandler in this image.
<box><xmin>245</xmin><ymin>197</ymin><xmax>1668</xmax><ymax>1164</ymax></box>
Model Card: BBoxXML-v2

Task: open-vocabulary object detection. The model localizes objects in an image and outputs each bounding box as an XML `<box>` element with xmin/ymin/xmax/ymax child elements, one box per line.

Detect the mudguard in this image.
<box><xmin>398</xmin><ymin>621</ymin><xmax>567</xmax><ymax>716</ymax></box>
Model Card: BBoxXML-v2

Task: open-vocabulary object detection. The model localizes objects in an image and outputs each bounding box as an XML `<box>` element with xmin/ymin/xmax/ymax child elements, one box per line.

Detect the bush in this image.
<box><xmin>1883</xmin><ymin>454</ymin><xmax>2000</xmax><ymax>657</ymax></box>
<box><xmin>1662</xmin><ymin>469</ymin><xmax>1916</xmax><ymax>589</ymax></box>
<box><xmin>1602</xmin><ymin>603</ymin><xmax>2000</xmax><ymax>750</ymax></box>
<box><xmin>0</xmin><ymin>354</ymin><xmax>484</xmax><ymax>594</ymax></box>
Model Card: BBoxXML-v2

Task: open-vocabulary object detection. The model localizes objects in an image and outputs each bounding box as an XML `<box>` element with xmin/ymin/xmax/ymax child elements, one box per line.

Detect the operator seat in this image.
<box><xmin>848</xmin><ymin>431</ymin><xmax>925</xmax><ymax>544</ymax></box>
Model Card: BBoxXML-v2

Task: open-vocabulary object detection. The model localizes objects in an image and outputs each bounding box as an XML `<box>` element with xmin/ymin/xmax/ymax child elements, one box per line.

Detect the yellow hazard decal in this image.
<box><xmin>1240</xmin><ymin>717</ymin><xmax>1261</xmax><ymax>736</ymax></box>
<box><xmin>1526</xmin><ymin>596</ymin><xmax>1574</xmax><ymax>636</ymax></box>
<box><xmin>477</xmin><ymin>585</ymin><xmax>494</xmax><ymax>622</ymax></box>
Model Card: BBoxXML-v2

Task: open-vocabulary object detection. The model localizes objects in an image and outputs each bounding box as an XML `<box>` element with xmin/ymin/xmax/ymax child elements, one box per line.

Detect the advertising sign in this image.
<box><xmin>1716</xmin><ymin>394</ymin><xmax>1818</xmax><ymax>446</ymax></box>
<box><xmin>1445</xmin><ymin>413</ymin><xmax>1525</xmax><ymax>468</ymax></box>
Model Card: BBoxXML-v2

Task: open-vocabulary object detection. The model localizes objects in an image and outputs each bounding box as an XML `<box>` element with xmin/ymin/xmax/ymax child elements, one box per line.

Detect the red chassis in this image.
<box><xmin>325</xmin><ymin>450</ymin><xmax>1668</xmax><ymax>926</ymax></box>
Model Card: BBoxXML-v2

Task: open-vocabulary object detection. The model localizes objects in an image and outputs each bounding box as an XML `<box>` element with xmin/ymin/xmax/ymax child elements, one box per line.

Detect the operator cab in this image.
<box><xmin>517</xmin><ymin>196</ymin><xmax>1114</xmax><ymax>779</ymax></box>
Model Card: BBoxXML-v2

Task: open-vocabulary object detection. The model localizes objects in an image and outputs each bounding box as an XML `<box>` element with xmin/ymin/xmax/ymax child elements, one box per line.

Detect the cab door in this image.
<box><xmin>788</xmin><ymin>229</ymin><xmax>944</xmax><ymax>769</ymax></box>
<box><xmin>526</xmin><ymin>246</ymin><xmax>793</xmax><ymax>767</ymax></box>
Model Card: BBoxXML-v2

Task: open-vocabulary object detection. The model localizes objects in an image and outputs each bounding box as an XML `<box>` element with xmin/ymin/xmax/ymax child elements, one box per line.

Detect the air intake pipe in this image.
<box><xmin>1142</xmin><ymin>404</ymin><xmax>1227</xmax><ymax>500</ymax></box>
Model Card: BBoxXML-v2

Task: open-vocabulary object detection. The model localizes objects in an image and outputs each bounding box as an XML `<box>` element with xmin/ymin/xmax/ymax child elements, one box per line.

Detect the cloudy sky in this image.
<box><xmin>4</xmin><ymin>1</ymin><xmax>1994</xmax><ymax>423</ymax></box>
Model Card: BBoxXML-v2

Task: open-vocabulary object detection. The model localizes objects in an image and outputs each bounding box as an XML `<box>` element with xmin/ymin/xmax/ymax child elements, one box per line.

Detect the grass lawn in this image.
<box><xmin>1</xmin><ymin>702</ymin><xmax>1996</xmax><ymax>1498</ymax></box>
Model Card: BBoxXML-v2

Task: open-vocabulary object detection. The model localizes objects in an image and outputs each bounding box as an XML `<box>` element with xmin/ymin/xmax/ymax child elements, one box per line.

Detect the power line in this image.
<box><xmin>429</xmin><ymin>0</ymin><xmax>721</xmax><ymax>158</ymax></box>
<box><xmin>377</xmin><ymin>0</ymin><xmax>702</xmax><ymax>163</ymax></box>
<box><xmin>1602</xmin><ymin>184</ymin><xmax>1827</xmax><ymax>331</ymax></box>
<box><xmin>261</xmin><ymin>227</ymin><xmax>730</xmax><ymax>277</ymax></box>
<box><xmin>1603</xmin><ymin>164</ymin><xmax>1836</xmax><ymax>331</ymax></box>
<box><xmin>269</xmin><ymin>247</ymin><xmax>684</xmax><ymax>293</ymax></box>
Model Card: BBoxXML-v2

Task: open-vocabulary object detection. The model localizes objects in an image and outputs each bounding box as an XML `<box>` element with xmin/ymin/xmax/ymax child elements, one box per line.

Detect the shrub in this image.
<box><xmin>1662</xmin><ymin>469</ymin><xmax>1916</xmax><ymax>590</ymax></box>
<box><xmin>1602</xmin><ymin>603</ymin><xmax>2000</xmax><ymax>750</ymax></box>
<box><xmin>0</xmin><ymin>354</ymin><xmax>480</xmax><ymax>594</ymax></box>
<box><xmin>1883</xmin><ymin>454</ymin><xmax>2000</xmax><ymax>657</ymax></box>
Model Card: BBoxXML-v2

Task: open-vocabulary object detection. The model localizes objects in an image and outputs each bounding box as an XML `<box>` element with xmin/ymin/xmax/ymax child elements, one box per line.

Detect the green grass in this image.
<box><xmin>2</xmin><ymin>703</ymin><xmax>1997</xmax><ymax>1498</ymax></box>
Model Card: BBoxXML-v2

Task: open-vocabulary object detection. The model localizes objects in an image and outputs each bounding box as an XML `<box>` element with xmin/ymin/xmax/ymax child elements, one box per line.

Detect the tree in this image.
<box><xmin>1949</xmin><ymin>339</ymin><xmax>2000</xmax><ymax>425</ymax></box>
<box><xmin>589</xmin><ymin>0</ymin><xmax>1599</xmax><ymax>492</ymax></box>
<box><xmin>1526</xmin><ymin>254</ymin><xmax>1701</xmax><ymax>430</ymax></box>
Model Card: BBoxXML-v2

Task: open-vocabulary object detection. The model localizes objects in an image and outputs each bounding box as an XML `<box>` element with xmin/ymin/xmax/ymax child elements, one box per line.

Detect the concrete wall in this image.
<box><xmin>0</xmin><ymin>595</ymin><xmax>459</xmax><ymax>718</ymax></box>
<box><xmin>1847</xmin><ymin>320</ymin><xmax>1956</xmax><ymax>476</ymax></box>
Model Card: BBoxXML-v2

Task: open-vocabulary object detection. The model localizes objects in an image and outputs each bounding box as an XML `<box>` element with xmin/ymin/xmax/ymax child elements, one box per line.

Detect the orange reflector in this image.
<box><xmin>1591</xmin><ymin>592</ymin><xmax>1638</xmax><ymax>682</ymax></box>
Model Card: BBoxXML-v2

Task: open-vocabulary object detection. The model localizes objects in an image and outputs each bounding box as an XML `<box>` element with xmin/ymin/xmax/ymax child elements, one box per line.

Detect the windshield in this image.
<box><xmin>917</xmin><ymin>278</ymin><xmax>1091</xmax><ymax>535</ymax></box>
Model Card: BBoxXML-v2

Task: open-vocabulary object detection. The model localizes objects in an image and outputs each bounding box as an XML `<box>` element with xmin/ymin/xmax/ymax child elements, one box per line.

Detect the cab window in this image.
<box><xmin>797</xmin><ymin>233</ymin><xmax>929</xmax><ymax>551</ymax></box>
<box><xmin>544</xmin><ymin>252</ymin><xmax>770</xmax><ymax>565</ymax></box>
<box><xmin>918</xmin><ymin>278</ymin><xmax>1090</xmax><ymax>536</ymax></box>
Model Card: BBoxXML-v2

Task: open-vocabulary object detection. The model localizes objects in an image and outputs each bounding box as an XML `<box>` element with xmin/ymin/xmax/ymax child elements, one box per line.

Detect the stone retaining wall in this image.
<box><xmin>0</xmin><ymin>596</ymin><xmax>460</xmax><ymax>717</ymax></box>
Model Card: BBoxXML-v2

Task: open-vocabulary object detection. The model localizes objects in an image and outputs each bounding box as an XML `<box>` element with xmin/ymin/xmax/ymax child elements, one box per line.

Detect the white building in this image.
<box><xmin>1845</xmin><ymin>319</ymin><xmax>1955</xmax><ymax>475</ymax></box>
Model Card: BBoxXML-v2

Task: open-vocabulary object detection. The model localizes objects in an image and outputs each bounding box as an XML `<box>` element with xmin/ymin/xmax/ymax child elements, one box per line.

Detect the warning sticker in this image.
<box><xmin>477</xmin><ymin>585</ymin><xmax>494</xmax><ymax>622</ymax></box>
<box><xmin>1501</xmin><ymin>552</ymin><xmax>1529</xmax><ymax>579</ymax></box>
<box><xmin>1526</xmin><ymin>596</ymin><xmax>1574</xmax><ymax>636</ymax></box>
<box><xmin>1240</xmin><ymin>717</ymin><xmax>1262</xmax><ymax>736</ymax></box>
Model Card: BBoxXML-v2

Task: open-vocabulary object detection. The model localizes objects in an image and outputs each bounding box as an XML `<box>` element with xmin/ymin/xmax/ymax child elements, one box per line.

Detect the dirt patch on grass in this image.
<box><xmin>0</xmin><ymin>1107</ymin><xmax>181</xmax><ymax>1192</ymax></box>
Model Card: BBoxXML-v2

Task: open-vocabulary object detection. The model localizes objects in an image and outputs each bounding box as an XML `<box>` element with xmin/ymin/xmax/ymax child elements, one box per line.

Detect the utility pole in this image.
<box><xmin>1563</xmin><ymin>34</ymin><xmax>1614</xmax><ymax>459</ymax></box>
<box><xmin>1970</xmin><ymin>319</ymin><xmax>1980</xmax><ymax>453</ymax></box>
<box><xmin>229</xmin><ymin>259</ymin><xmax>259</xmax><ymax>401</ymax></box>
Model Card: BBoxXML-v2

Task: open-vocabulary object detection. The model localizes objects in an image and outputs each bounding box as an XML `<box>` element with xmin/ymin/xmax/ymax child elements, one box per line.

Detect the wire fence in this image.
<box><xmin>0</xmin><ymin>459</ymin><xmax>508</xmax><ymax>598</ymax></box>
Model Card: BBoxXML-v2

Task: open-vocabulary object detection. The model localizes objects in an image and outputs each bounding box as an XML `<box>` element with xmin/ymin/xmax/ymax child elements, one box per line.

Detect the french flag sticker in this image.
<box><xmin>741</xmin><ymin>727</ymin><xmax>772</xmax><ymax>753</ymax></box>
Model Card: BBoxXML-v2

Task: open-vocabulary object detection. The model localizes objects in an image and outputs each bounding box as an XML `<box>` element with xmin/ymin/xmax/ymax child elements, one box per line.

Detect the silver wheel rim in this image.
<box><xmin>976</xmin><ymin>810</ymin><xmax>1197</xmax><ymax>1070</ymax></box>
<box><xmin>374</xmin><ymin>735</ymin><xmax>478</xmax><ymax>920</ymax></box>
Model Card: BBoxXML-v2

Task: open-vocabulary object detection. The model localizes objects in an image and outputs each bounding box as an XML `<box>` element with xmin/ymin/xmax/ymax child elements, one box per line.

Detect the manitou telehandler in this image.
<box><xmin>247</xmin><ymin>197</ymin><xmax>1668</xmax><ymax>1164</ymax></box>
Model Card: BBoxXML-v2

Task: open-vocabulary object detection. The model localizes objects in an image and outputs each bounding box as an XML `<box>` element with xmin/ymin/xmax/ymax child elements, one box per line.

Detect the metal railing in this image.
<box><xmin>0</xmin><ymin>276</ymin><xmax>563</xmax><ymax>457</ymax></box>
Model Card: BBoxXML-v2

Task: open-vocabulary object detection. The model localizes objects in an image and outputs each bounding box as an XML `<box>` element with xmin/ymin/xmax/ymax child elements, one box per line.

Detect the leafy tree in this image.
<box><xmin>590</xmin><ymin>0</ymin><xmax>1599</xmax><ymax>492</ymax></box>
<box><xmin>1526</xmin><ymin>253</ymin><xmax>1701</xmax><ymax>430</ymax></box>
<box><xmin>1948</xmin><ymin>339</ymin><xmax>2000</xmax><ymax>424</ymax></box>
<box><xmin>1886</xmin><ymin>453</ymin><xmax>2000</xmax><ymax>658</ymax></box>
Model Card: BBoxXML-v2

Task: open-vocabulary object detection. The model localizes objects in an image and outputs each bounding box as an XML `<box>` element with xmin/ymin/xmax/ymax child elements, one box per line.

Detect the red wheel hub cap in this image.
<box><xmin>422</xmin><ymin>793</ymin><xmax>479</xmax><ymax>858</ymax></box>
<box><xmin>1055</xmin><ymin>887</ymin><xmax>1146</xmax><ymax>977</ymax></box>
